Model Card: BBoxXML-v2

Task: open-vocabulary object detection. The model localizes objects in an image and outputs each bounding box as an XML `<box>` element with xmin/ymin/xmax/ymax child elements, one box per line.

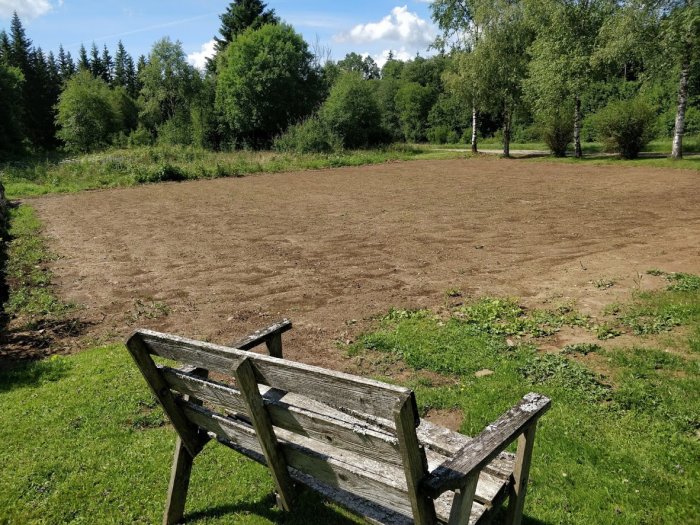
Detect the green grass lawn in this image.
<box><xmin>350</xmin><ymin>286</ymin><xmax>700</xmax><ymax>525</ymax></box>
<box><xmin>1</xmin><ymin>278</ymin><xmax>698</xmax><ymax>524</ymax></box>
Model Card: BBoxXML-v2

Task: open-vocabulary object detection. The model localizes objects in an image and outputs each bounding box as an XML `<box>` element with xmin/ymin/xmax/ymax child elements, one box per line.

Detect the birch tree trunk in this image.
<box><xmin>573</xmin><ymin>96</ymin><xmax>582</xmax><ymax>158</ymax></box>
<box><xmin>471</xmin><ymin>105</ymin><xmax>478</xmax><ymax>153</ymax></box>
<box><xmin>672</xmin><ymin>53</ymin><xmax>690</xmax><ymax>160</ymax></box>
<box><xmin>503</xmin><ymin>106</ymin><xmax>511</xmax><ymax>158</ymax></box>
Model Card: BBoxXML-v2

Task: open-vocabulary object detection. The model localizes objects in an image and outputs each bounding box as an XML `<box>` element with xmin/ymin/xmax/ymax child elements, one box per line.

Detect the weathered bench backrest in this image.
<box><xmin>127</xmin><ymin>329</ymin><xmax>434</xmax><ymax>521</ymax></box>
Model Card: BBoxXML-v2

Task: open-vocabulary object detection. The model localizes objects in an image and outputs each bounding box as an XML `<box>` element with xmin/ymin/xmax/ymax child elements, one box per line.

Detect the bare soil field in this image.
<box><xmin>27</xmin><ymin>157</ymin><xmax>700</xmax><ymax>369</ymax></box>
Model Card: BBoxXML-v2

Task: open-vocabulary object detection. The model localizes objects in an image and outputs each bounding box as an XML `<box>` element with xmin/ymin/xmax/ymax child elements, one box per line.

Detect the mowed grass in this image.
<box><xmin>351</xmin><ymin>289</ymin><xmax>700</xmax><ymax>524</ymax></box>
<box><xmin>1</xmin><ymin>287</ymin><xmax>697</xmax><ymax>524</ymax></box>
<box><xmin>0</xmin><ymin>348</ymin><xmax>364</xmax><ymax>525</ymax></box>
<box><xmin>0</xmin><ymin>145</ymin><xmax>462</xmax><ymax>199</ymax></box>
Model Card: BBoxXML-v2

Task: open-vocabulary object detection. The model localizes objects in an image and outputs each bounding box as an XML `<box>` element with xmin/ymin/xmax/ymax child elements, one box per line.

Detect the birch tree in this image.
<box><xmin>524</xmin><ymin>0</ymin><xmax>613</xmax><ymax>157</ymax></box>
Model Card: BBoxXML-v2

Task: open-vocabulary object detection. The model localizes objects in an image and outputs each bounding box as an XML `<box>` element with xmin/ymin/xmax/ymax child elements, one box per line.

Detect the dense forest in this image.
<box><xmin>0</xmin><ymin>0</ymin><xmax>698</xmax><ymax>160</ymax></box>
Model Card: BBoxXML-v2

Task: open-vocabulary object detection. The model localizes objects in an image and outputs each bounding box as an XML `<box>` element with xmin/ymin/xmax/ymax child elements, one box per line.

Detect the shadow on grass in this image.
<box><xmin>185</xmin><ymin>490</ymin><xmax>555</xmax><ymax>525</ymax></box>
<box><xmin>185</xmin><ymin>490</ymin><xmax>360</xmax><ymax>525</ymax></box>
<box><xmin>0</xmin><ymin>355</ymin><xmax>71</xmax><ymax>393</ymax></box>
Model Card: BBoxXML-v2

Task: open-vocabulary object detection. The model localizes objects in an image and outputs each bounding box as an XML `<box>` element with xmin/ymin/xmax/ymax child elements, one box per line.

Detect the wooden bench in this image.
<box><xmin>126</xmin><ymin>320</ymin><xmax>550</xmax><ymax>525</ymax></box>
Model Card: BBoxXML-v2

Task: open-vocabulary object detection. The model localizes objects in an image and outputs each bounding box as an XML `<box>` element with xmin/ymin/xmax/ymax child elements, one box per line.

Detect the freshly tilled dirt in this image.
<box><xmin>29</xmin><ymin>157</ymin><xmax>700</xmax><ymax>369</ymax></box>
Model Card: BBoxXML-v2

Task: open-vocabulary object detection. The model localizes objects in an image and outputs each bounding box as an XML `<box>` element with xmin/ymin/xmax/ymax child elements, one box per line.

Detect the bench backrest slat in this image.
<box><xmin>136</xmin><ymin>330</ymin><xmax>410</xmax><ymax>422</ymax></box>
<box><xmin>160</xmin><ymin>366</ymin><xmax>404</xmax><ymax>466</ymax></box>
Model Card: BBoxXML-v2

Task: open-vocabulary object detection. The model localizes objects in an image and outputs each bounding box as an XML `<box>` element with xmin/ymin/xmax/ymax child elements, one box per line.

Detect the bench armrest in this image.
<box><xmin>422</xmin><ymin>393</ymin><xmax>550</xmax><ymax>498</ymax></box>
<box><xmin>230</xmin><ymin>319</ymin><xmax>292</xmax><ymax>351</ymax></box>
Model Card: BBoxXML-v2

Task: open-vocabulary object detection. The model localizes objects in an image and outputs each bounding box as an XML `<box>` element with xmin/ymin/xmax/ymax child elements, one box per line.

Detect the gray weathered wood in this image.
<box><xmin>234</xmin><ymin>358</ymin><xmax>295</xmax><ymax>511</ymax></box>
<box><xmin>447</xmin><ymin>473</ymin><xmax>479</xmax><ymax>525</ymax></box>
<box><xmin>163</xmin><ymin>438</ymin><xmax>193</xmax><ymax>525</ymax></box>
<box><xmin>125</xmin><ymin>333</ymin><xmax>204</xmax><ymax>457</ymax></box>
<box><xmin>129</xmin><ymin>330</ymin><xmax>549</xmax><ymax>525</ymax></box>
<box><xmin>394</xmin><ymin>393</ymin><xmax>437</xmax><ymax>525</ymax></box>
<box><xmin>136</xmin><ymin>329</ymin><xmax>410</xmax><ymax>420</ymax></box>
<box><xmin>504</xmin><ymin>422</ymin><xmax>538</xmax><ymax>525</ymax></box>
<box><xmin>265</xmin><ymin>333</ymin><xmax>283</xmax><ymax>359</ymax></box>
<box><xmin>180</xmin><ymin>400</ymin><xmax>415</xmax><ymax>516</ymax></box>
<box><xmin>231</xmin><ymin>319</ymin><xmax>292</xmax><ymax>355</ymax></box>
<box><xmin>160</xmin><ymin>365</ymin><xmax>403</xmax><ymax>466</ymax></box>
<box><xmin>163</xmin><ymin>368</ymin><xmax>209</xmax><ymax>525</ymax></box>
<box><xmin>424</xmin><ymin>393</ymin><xmax>550</xmax><ymax>498</ymax></box>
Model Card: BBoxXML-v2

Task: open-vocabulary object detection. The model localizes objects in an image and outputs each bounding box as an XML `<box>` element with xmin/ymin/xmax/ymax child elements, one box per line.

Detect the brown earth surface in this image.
<box><xmin>21</xmin><ymin>157</ymin><xmax>700</xmax><ymax>370</ymax></box>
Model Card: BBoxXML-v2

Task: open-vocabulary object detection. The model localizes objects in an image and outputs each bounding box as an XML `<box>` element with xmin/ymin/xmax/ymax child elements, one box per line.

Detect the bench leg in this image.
<box><xmin>447</xmin><ymin>472</ymin><xmax>479</xmax><ymax>525</ymax></box>
<box><xmin>505</xmin><ymin>423</ymin><xmax>538</xmax><ymax>525</ymax></box>
<box><xmin>163</xmin><ymin>437</ymin><xmax>194</xmax><ymax>525</ymax></box>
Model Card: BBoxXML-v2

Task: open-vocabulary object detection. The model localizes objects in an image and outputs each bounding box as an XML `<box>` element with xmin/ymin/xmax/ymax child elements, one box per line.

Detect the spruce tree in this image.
<box><xmin>90</xmin><ymin>43</ymin><xmax>103</xmax><ymax>78</ymax></box>
<box><xmin>9</xmin><ymin>12</ymin><xmax>31</xmax><ymax>71</ymax></box>
<box><xmin>101</xmin><ymin>44</ymin><xmax>113</xmax><ymax>83</ymax></box>
<box><xmin>0</xmin><ymin>30</ymin><xmax>10</xmax><ymax>64</ymax></box>
<box><xmin>210</xmin><ymin>0</ymin><xmax>278</xmax><ymax>69</ymax></box>
<box><xmin>125</xmin><ymin>54</ymin><xmax>137</xmax><ymax>97</ymax></box>
<box><xmin>58</xmin><ymin>45</ymin><xmax>75</xmax><ymax>80</ymax></box>
<box><xmin>78</xmin><ymin>44</ymin><xmax>90</xmax><ymax>71</ymax></box>
<box><xmin>113</xmin><ymin>40</ymin><xmax>128</xmax><ymax>87</ymax></box>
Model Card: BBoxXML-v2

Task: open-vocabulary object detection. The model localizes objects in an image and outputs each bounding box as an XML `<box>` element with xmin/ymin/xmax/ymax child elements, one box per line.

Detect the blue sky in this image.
<box><xmin>0</xmin><ymin>1</ymin><xmax>437</xmax><ymax>68</ymax></box>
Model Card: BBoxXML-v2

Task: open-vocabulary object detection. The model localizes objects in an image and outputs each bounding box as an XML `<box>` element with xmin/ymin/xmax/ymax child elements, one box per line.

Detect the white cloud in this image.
<box><xmin>187</xmin><ymin>39</ymin><xmax>216</xmax><ymax>71</ymax></box>
<box><xmin>336</xmin><ymin>5</ymin><xmax>434</xmax><ymax>46</ymax></box>
<box><xmin>374</xmin><ymin>48</ymin><xmax>413</xmax><ymax>68</ymax></box>
<box><xmin>0</xmin><ymin>0</ymin><xmax>55</xmax><ymax>19</ymax></box>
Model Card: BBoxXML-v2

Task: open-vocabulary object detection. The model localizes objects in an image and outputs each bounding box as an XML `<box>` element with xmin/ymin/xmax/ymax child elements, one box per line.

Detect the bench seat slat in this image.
<box><xmin>180</xmin><ymin>400</ymin><xmax>507</xmax><ymax>523</ymax></box>
<box><xmin>160</xmin><ymin>366</ymin><xmax>404</xmax><ymax>466</ymax></box>
<box><xmin>137</xmin><ymin>330</ymin><xmax>409</xmax><ymax>421</ymax></box>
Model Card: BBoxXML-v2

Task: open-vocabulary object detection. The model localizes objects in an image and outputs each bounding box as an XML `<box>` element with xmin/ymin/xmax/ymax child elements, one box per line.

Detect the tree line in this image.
<box><xmin>0</xmin><ymin>0</ymin><xmax>698</xmax><ymax>160</ymax></box>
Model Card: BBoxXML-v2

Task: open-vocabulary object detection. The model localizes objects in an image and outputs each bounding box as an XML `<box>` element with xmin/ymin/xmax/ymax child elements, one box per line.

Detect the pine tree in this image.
<box><xmin>58</xmin><ymin>45</ymin><xmax>75</xmax><ymax>81</ymax></box>
<box><xmin>9</xmin><ymin>12</ymin><xmax>32</xmax><ymax>71</ymax></box>
<box><xmin>210</xmin><ymin>0</ymin><xmax>279</xmax><ymax>69</ymax></box>
<box><xmin>101</xmin><ymin>44</ymin><xmax>113</xmax><ymax>83</ymax></box>
<box><xmin>135</xmin><ymin>54</ymin><xmax>147</xmax><ymax>94</ymax></box>
<box><xmin>113</xmin><ymin>40</ymin><xmax>128</xmax><ymax>87</ymax></box>
<box><xmin>78</xmin><ymin>44</ymin><xmax>90</xmax><ymax>71</ymax></box>
<box><xmin>0</xmin><ymin>30</ymin><xmax>10</xmax><ymax>64</ymax></box>
<box><xmin>90</xmin><ymin>43</ymin><xmax>103</xmax><ymax>78</ymax></box>
<box><xmin>125</xmin><ymin>54</ymin><xmax>137</xmax><ymax>97</ymax></box>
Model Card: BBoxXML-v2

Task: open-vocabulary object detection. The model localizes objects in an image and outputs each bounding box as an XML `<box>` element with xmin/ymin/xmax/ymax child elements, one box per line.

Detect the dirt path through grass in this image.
<box><xmin>28</xmin><ymin>157</ymin><xmax>700</xmax><ymax>368</ymax></box>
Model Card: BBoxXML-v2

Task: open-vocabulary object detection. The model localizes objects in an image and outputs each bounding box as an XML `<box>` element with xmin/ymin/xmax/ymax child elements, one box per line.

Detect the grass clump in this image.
<box><xmin>666</xmin><ymin>272</ymin><xmax>700</xmax><ymax>292</ymax></box>
<box><xmin>453</xmin><ymin>298</ymin><xmax>589</xmax><ymax>337</ymax></box>
<box><xmin>4</xmin><ymin>205</ymin><xmax>71</xmax><ymax>319</ymax></box>
<box><xmin>562</xmin><ymin>343</ymin><xmax>602</xmax><ymax>355</ymax></box>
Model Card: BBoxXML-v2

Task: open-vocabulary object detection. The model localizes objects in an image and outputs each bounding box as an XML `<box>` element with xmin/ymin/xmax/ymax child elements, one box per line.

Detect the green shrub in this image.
<box><xmin>274</xmin><ymin>115</ymin><xmax>342</xmax><ymax>154</ymax></box>
<box><xmin>128</xmin><ymin>126</ymin><xmax>154</xmax><ymax>147</ymax></box>
<box><xmin>591</xmin><ymin>98</ymin><xmax>656</xmax><ymax>159</ymax></box>
<box><xmin>539</xmin><ymin>108</ymin><xmax>573</xmax><ymax>157</ymax></box>
<box><xmin>133</xmin><ymin>163</ymin><xmax>187</xmax><ymax>184</ymax></box>
<box><xmin>319</xmin><ymin>73</ymin><xmax>386</xmax><ymax>149</ymax></box>
<box><xmin>427</xmin><ymin>125</ymin><xmax>450</xmax><ymax>144</ymax></box>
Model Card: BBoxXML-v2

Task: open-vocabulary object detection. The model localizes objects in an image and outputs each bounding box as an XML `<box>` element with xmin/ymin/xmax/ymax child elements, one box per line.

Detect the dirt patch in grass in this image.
<box><xmin>24</xmin><ymin>157</ymin><xmax>700</xmax><ymax>372</ymax></box>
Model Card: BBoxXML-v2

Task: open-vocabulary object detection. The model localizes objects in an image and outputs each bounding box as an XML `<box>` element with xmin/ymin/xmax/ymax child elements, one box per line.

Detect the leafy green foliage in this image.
<box><xmin>0</xmin><ymin>62</ymin><xmax>24</xmax><ymax>154</ymax></box>
<box><xmin>518</xmin><ymin>353</ymin><xmax>610</xmax><ymax>402</ymax></box>
<box><xmin>666</xmin><ymin>272</ymin><xmax>700</xmax><ymax>292</ymax></box>
<box><xmin>215</xmin><ymin>24</ymin><xmax>321</xmax><ymax>148</ymax></box>
<box><xmin>395</xmin><ymin>82</ymin><xmax>436</xmax><ymax>142</ymax></box>
<box><xmin>137</xmin><ymin>38</ymin><xmax>201</xmax><ymax>132</ymax></box>
<box><xmin>213</xmin><ymin>0</ymin><xmax>279</xmax><ymax>56</ymax></box>
<box><xmin>55</xmin><ymin>71</ymin><xmax>118</xmax><ymax>153</ymax></box>
<box><xmin>273</xmin><ymin>115</ymin><xmax>342</xmax><ymax>154</ymax></box>
<box><xmin>319</xmin><ymin>73</ymin><xmax>386</xmax><ymax>149</ymax></box>
<box><xmin>590</xmin><ymin>98</ymin><xmax>656</xmax><ymax>159</ymax></box>
<box><xmin>538</xmin><ymin>106</ymin><xmax>574</xmax><ymax>157</ymax></box>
